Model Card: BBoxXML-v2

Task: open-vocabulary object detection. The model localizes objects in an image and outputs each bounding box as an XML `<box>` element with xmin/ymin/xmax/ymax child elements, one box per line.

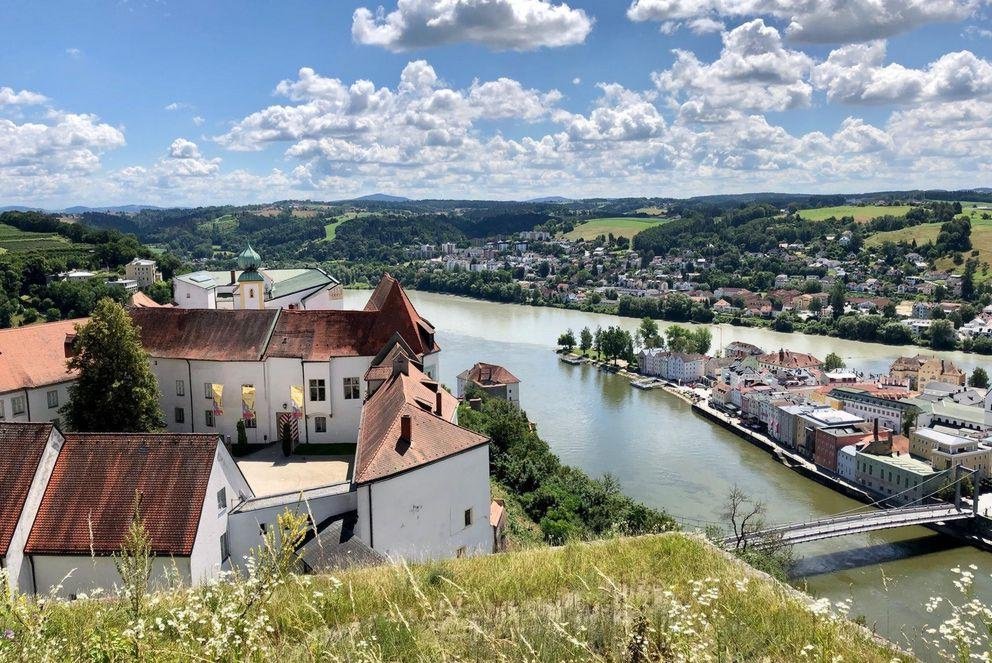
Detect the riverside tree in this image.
<box><xmin>64</xmin><ymin>298</ymin><xmax>163</xmax><ymax>432</ymax></box>
<box><xmin>557</xmin><ymin>328</ymin><xmax>576</xmax><ymax>352</ymax></box>
<box><xmin>970</xmin><ymin>367</ymin><xmax>989</xmax><ymax>389</ymax></box>
<box><xmin>579</xmin><ymin>326</ymin><xmax>593</xmax><ymax>353</ymax></box>
<box><xmin>824</xmin><ymin>352</ymin><xmax>846</xmax><ymax>371</ymax></box>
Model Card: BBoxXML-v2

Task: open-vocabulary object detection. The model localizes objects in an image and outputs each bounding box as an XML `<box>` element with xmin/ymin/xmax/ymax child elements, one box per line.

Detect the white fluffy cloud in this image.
<box><xmin>0</xmin><ymin>87</ymin><xmax>48</xmax><ymax>106</ymax></box>
<box><xmin>653</xmin><ymin>20</ymin><xmax>813</xmax><ymax>114</ymax></box>
<box><xmin>352</xmin><ymin>0</ymin><xmax>593</xmax><ymax>51</ymax></box>
<box><xmin>814</xmin><ymin>42</ymin><xmax>992</xmax><ymax>104</ymax></box>
<box><xmin>627</xmin><ymin>0</ymin><xmax>982</xmax><ymax>43</ymax></box>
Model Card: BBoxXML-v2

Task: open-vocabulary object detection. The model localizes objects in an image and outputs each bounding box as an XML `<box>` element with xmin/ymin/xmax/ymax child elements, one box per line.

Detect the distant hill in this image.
<box><xmin>525</xmin><ymin>196</ymin><xmax>574</xmax><ymax>203</ymax></box>
<box><xmin>61</xmin><ymin>204</ymin><xmax>166</xmax><ymax>214</ymax></box>
<box><xmin>351</xmin><ymin>193</ymin><xmax>411</xmax><ymax>203</ymax></box>
<box><xmin>0</xmin><ymin>206</ymin><xmax>44</xmax><ymax>213</ymax></box>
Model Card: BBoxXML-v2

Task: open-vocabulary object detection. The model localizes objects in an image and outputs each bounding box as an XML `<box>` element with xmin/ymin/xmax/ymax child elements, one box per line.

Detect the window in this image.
<box><xmin>0</xmin><ymin>400</ymin><xmax>5</xmax><ymax>419</ymax></box>
<box><xmin>11</xmin><ymin>396</ymin><xmax>25</xmax><ymax>416</ymax></box>
<box><xmin>176</xmin><ymin>380</ymin><xmax>185</xmax><ymax>396</ymax></box>
<box><xmin>217</xmin><ymin>487</ymin><xmax>227</xmax><ymax>510</ymax></box>
<box><xmin>463</xmin><ymin>508</ymin><xmax>473</xmax><ymax>528</ymax></box>
<box><xmin>205</xmin><ymin>382</ymin><xmax>213</xmax><ymax>399</ymax></box>
<box><xmin>456</xmin><ymin>546</ymin><xmax>467</xmax><ymax>558</ymax></box>
<box><xmin>314</xmin><ymin>416</ymin><xmax>327</xmax><ymax>433</ymax></box>
<box><xmin>244</xmin><ymin>417</ymin><xmax>256</xmax><ymax>429</ymax></box>
<box><xmin>205</xmin><ymin>410</ymin><xmax>215</xmax><ymax>427</ymax></box>
<box><xmin>259</xmin><ymin>523</ymin><xmax>268</xmax><ymax>535</ymax></box>
<box><xmin>309</xmin><ymin>379</ymin><xmax>326</xmax><ymax>402</ymax></box>
<box><xmin>344</xmin><ymin>377</ymin><xmax>361</xmax><ymax>400</ymax></box>
<box><xmin>175</xmin><ymin>407</ymin><xmax>185</xmax><ymax>424</ymax></box>
<box><xmin>220</xmin><ymin>533</ymin><xmax>230</xmax><ymax>562</ymax></box>
<box><xmin>47</xmin><ymin>390</ymin><xmax>59</xmax><ymax>409</ymax></box>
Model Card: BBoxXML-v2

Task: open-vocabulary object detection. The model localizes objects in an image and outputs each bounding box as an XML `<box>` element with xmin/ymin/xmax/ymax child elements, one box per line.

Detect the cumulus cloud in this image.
<box><xmin>351</xmin><ymin>0</ymin><xmax>593</xmax><ymax>51</ymax></box>
<box><xmin>65</xmin><ymin>48</ymin><xmax>82</xmax><ymax>59</ymax></box>
<box><xmin>652</xmin><ymin>20</ymin><xmax>813</xmax><ymax>114</ymax></box>
<box><xmin>164</xmin><ymin>101</ymin><xmax>194</xmax><ymax>111</ymax></box>
<box><xmin>627</xmin><ymin>0</ymin><xmax>981</xmax><ymax>43</ymax></box>
<box><xmin>0</xmin><ymin>87</ymin><xmax>48</xmax><ymax>106</ymax></box>
<box><xmin>813</xmin><ymin>42</ymin><xmax>992</xmax><ymax>104</ymax></box>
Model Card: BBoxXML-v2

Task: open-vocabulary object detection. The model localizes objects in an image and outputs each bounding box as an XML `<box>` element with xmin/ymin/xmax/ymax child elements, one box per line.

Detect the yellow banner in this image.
<box><xmin>242</xmin><ymin>384</ymin><xmax>255</xmax><ymax>420</ymax></box>
<box><xmin>290</xmin><ymin>385</ymin><xmax>304</xmax><ymax>419</ymax></box>
<box><xmin>212</xmin><ymin>383</ymin><xmax>224</xmax><ymax>415</ymax></box>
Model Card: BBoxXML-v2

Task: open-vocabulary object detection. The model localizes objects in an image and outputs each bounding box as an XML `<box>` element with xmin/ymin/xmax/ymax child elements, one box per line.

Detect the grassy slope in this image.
<box><xmin>25</xmin><ymin>534</ymin><xmax>908</xmax><ymax>661</ymax></box>
<box><xmin>0</xmin><ymin>223</ymin><xmax>74</xmax><ymax>253</ymax></box>
<box><xmin>564</xmin><ymin>217</ymin><xmax>669</xmax><ymax>241</ymax></box>
<box><xmin>798</xmin><ymin>205</ymin><xmax>913</xmax><ymax>222</ymax></box>
<box><xmin>867</xmin><ymin>212</ymin><xmax>992</xmax><ymax>279</ymax></box>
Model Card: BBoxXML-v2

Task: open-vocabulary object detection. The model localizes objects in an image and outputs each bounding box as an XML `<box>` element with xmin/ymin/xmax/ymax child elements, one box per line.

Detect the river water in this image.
<box><xmin>346</xmin><ymin>290</ymin><xmax>992</xmax><ymax>658</ymax></box>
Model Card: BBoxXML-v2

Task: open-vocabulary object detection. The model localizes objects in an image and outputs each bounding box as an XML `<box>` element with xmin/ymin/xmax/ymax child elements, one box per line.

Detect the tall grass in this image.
<box><xmin>0</xmin><ymin>529</ymin><xmax>920</xmax><ymax>662</ymax></box>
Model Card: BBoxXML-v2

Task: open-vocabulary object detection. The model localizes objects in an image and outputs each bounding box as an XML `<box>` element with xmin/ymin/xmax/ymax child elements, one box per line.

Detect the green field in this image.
<box><xmin>322</xmin><ymin>211</ymin><xmax>373</xmax><ymax>241</ymax></box>
<box><xmin>0</xmin><ymin>223</ymin><xmax>75</xmax><ymax>254</ymax></box>
<box><xmin>797</xmin><ymin>205</ymin><xmax>913</xmax><ymax>222</ymax></box>
<box><xmin>564</xmin><ymin>216</ymin><xmax>669</xmax><ymax>241</ymax></box>
<box><xmin>867</xmin><ymin>212</ymin><xmax>992</xmax><ymax>280</ymax></box>
<box><xmin>196</xmin><ymin>213</ymin><xmax>238</xmax><ymax>234</ymax></box>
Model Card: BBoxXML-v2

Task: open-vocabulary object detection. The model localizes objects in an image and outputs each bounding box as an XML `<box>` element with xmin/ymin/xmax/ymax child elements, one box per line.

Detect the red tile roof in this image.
<box><xmin>129</xmin><ymin>291</ymin><xmax>170</xmax><ymax>308</ymax></box>
<box><xmin>354</xmin><ymin>365</ymin><xmax>487</xmax><ymax>485</ymax></box>
<box><xmin>0</xmin><ymin>423</ymin><xmax>54</xmax><ymax>556</ymax></box>
<box><xmin>458</xmin><ymin>362</ymin><xmax>520</xmax><ymax>386</ymax></box>
<box><xmin>0</xmin><ymin>319</ymin><xmax>84</xmax><ymax>393</ymax></box>
<box><xmin>364</xmin><ymin>274</ymin><xmax>438</xmax><ymax>356</ymax></box>
<box><xmin>130</xmin><ymin>308</ymin><xmax>280</xmax><ymax>361</ymax></box>
<box><xmin>758</xmin><ymin>349</ymin><xmax>823</xmax><ymax>369</ymax></box>
<box><xmin>25</xmin><ymin>433</ymin><xmax>220</xmax><ymax>556</ymax></box>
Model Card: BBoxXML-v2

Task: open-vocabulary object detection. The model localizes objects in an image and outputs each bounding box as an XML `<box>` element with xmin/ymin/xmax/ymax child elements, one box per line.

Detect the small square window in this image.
<box><xmin>314</xmin><ymin>416</ymin><xmax>327</xmax><ymax>433</ymax></box>
<box><xmin>309</xmin><ymin>379</ymin><xmax>326</xmax><ymax>402</ymax></box>
<box><xmin>176</xmin><ymin>380</ymin><xmax>185</xmax><ymax>396</ymax></box>
<box><xmin>175</xmin><ymin>407</ymin><xmax>185</xmax><ymax>424</ymax></box>
<box><xmin>344</xmin><ymin>377</ymin><xmax>360</xmax><ymax>400</ymax></box>
<box><xmin>205</xmin><ymin>410</ymin><xmax>215</xmax><ymax>428</ymax></box>
<box><xmin>243</xmin><ymin>417</ymin><xmax>256</xmax><ymax>429</ymax></box>
<box><xmin>11</xmin><ymin>396</ymin><xmax>25</xmax><ymax>416</ymax></box>
<box><xmin>47</xmin><ymin>390</ymin><xmax>59</xmax><ymax>409</ymax></box>
<box><xmin>464</xmin><ymin>508</ymin><xmax>473</xmax><ymax>528</ymax></box>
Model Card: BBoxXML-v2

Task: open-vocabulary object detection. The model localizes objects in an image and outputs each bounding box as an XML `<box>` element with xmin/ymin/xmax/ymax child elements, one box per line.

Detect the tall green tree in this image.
<box><xmin>829</xmin><ymin>281</ymin><xmax>846</xmax><ymax>320</ymax></box>
<box><xmin>969</xmin><ymin>367</ymin><xmax>989</xmax><ymax>389</ymax></box>
<box><xmin>557</xmin><ymin>328</ymin><xmax>576</xmax><ymax>352</ymax></box>
<box><xmin>823</xmin><ymin>352</ymin><xmax>846</xmax><ymax>371</ymax></box>
<box><xmin>928</xmin><ymin>319</ymin><xmax>957</xmax><ymax>351</ymax></box>
<box><xmin>638</xmin><ymin>317</ymin><xmax>660</xmax><ymax>348</ymax></box>
<box><xmin>579</xmin><ymin>326</ymin><xmax>593</xmax><ymax>353</ymax></box>
<box><xmin>64</xmin><ymin>298</ymin><xmax>163</xmax><ymax>432</ymax></box>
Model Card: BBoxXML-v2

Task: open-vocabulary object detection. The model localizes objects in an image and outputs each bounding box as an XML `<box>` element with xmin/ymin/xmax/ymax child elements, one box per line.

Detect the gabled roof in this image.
<box><xmin>0</xmin><ymin>319</ymin><xmax>84</xmax><ymax>393</ymax></box>
<box><xmin>25</xmin><ymin>433</ymin><xmax>220</xmax><ymax>556</ymax></box>
<box><xmin>457</xmin><ymin>362</ymin><xmax>520</xmax><ymax>386</ymax></box>
<box><xmin>130</xmin><ymin>308</ymin><xmax>280</xmax><ymax>361</ymax></box>
<box><xmin>0</xmin><ymin>423</ymin><xmax>55</xmax><ymax>556</ymax></box>
<box><xmin>364</xmin><ymin>274</ymin><xmax>438</xmax><ymax>355</ymax></box>
<box><xmin>354</xmin><ymin>365</ymin><xmax>487</xmax><ymax>485</ymax></box>
<box><xmin>129</xmin><ymin>291</ymin><xmax>168</xmax><ymax>308</ymax></box>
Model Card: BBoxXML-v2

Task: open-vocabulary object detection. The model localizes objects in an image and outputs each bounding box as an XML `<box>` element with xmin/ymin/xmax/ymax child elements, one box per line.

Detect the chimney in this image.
<box><xmin>400</xmin><ymin>414</ymin><xmax>412</xmax><ymax>442</ymax></box>
<box><xmin>873</xmin><ymin>418</ymin><xmax>879</xmax><ymax>442</ymax></box>
<box><xmin>230</xmin><ymin>270</ymin><xmax>236</xmax><ymax>284</ymax></box>
<box><xmin>469</xmin><ymin>397</ymin><xmax>482</xmax><ymax>411</ymax></box>
<box><xmin>435</xmin><ymin>391</ymin><xmax>443</xmax><ymax>416</ymax></box>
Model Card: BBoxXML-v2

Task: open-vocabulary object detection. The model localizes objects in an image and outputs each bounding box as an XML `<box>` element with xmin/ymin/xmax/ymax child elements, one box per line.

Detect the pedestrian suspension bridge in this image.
<box><xmin>720</xmin><ymin>465</ymin><xmax>982</xmax><ymax>549</ymax></box>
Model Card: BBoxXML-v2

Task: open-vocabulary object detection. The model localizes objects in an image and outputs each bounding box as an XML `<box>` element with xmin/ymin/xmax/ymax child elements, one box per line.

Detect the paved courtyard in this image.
<box><xmin>237</xmin><ymin>445</ymin><xmax>353</xmax><ymax>496</ymax></box>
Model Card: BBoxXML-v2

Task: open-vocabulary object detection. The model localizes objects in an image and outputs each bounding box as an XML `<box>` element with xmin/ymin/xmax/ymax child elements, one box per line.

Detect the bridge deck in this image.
<box><xmin>725</xmin><ymin>505</ymin><xmax>972</xmax><ymax>547</ymax></box>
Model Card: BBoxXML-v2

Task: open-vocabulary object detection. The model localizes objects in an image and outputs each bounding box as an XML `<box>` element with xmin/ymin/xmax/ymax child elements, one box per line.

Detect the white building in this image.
<box><xmin>173</xmin><ymin>245</ymin><xmax>343</xmax><ymax>311</ymax></box>
<box><xmin>1</xmin><ymin>424</ymin><xmax>252</xmax><ymax>597</ymax></box>
<box><xmin>134</xmin><ymin>275</ymin><xmax>441</xmax><ymax>447</ymax></box>
<box><xmin>456</xmin><ymin>363</ymin><xmax>521</xmax><ymax>407</ymax></box>
<box><xmin>637</xmin><ymin>349</ymin><xmax>706</xmax><ymax>383</ymax></box>
<box><xmin>125</xmin><ymin>258</ymin><xmax>162</xmax><ymax>288</ymax></box>
<box><xmin>0</xmin><ymin>319</ymin><xmax>85</xmax><ymax>426</ymax></box>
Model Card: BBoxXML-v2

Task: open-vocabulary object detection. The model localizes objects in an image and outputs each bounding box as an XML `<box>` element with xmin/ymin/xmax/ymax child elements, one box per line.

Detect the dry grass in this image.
<box><xmin>2</xmin><ymin>533</ymin><xmax>912</xmax><ymax>661</ymax></box>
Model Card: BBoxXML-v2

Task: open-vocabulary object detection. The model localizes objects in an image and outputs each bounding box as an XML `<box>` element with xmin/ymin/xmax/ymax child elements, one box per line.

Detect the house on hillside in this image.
<box><xmin>173</xmin><ymin>244</ymin><xmax>343</xmax><ymax>311</ymax></box>
<box><xmin>124</xmin><ymin>258</ymin><xmax>162</xmax><ymax>288</ymax></box>
<box><xmin>0</xmin><ymin>424</ymin><xmax>252</xmax><ymax>597</ymax></box>
<box><xmin>457</xmin><ymin>362</ymin><xmax>521</xmax><ymax>406</ymax></box>
<box><xmin>0</xmin><ymin>319</ymin><xmax>86</xmax><ymax>426</ymax></box>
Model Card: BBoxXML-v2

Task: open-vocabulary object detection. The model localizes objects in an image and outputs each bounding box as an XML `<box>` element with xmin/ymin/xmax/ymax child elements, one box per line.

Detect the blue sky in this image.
<box><xmin>1</xmin><ymin>0</ymin><xmax>990</xmax><ymax>206</ymax></box>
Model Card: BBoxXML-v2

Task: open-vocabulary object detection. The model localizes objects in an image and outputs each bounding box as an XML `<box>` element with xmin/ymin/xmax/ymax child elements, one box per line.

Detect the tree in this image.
<box><xmin>722</xmin><ymin>485</ymin><xmax>767</xmax><ymax>554</ymax></box>
<box><xmin>824</xmin><ymin>352</ymin><xmax>846</xmax><ymax>371</ymax></box>
<box><xmin>929</xmin><ymin>319</ymin><xmax>956</xmax><ymax>350</ymax></box>
<box><xmin>64</xmin><ymin>298</ymin><xmax>162</xmax><ymax>432</ymax></box>
<box><xmin>691</xmin><ymin>327</ymin><xmax>712</xmax><ymax>354</ymax></box>
<box><xmin>579</xmin><ymin>326</ymin><xmax>593</xmax><ymax>354</ymax></box>
<box><xmin>829</xmin><ymin>281</ymin><xmax>846</xmax><ymax>319</ymax></box>
<box><xmin>638</xmin><ymin>317</ymin><xmax>660</xmax><ymax>348</ymax></box>
<box><xmin>557</xmin><ymin>328</ymin><xmax>576</xmax><ymax>352</ymax></box>
<box><xmin>593</xmin><ymin>326</ymin><xmax>603</xmax><ymax>358</ymax></box>
<box><xmin>969</xmin><ymin>367</ymin><xmax>989</xmax><ymax>389</ymax></box>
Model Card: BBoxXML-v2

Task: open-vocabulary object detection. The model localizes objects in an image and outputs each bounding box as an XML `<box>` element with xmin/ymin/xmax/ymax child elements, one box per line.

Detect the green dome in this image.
<box><xmin>237</xmin><ymin>243</ymin><xmax>261</xmax><ymax>271</ymax></box>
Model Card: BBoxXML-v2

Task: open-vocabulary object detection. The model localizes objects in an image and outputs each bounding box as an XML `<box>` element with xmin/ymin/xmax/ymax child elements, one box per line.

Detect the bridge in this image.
<box><xmin>722</xmin><ymin>466</ymin><xmax>982</xmax><ymax>550</ymax></box>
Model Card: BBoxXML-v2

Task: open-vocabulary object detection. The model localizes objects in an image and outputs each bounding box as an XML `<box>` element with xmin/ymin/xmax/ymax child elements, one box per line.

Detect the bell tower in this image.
<box><xmin>236</xmin><ymin>243</ymin><xmax>265</xmax><ymax>310</ymax></box>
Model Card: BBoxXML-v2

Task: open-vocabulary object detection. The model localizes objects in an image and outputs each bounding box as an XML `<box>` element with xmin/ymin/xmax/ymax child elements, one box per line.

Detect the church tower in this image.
<box><xmin>236</xmin><ymin>243</ymin><xmax>265</xmax><ymax>310</ymax></box>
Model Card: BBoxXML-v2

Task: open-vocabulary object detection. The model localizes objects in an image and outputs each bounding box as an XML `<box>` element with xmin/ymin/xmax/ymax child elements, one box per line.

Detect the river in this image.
<box><xmin>346</xmin><ymin>289</ymin><xmax>992</xmax><ymax>658</ymax></box>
